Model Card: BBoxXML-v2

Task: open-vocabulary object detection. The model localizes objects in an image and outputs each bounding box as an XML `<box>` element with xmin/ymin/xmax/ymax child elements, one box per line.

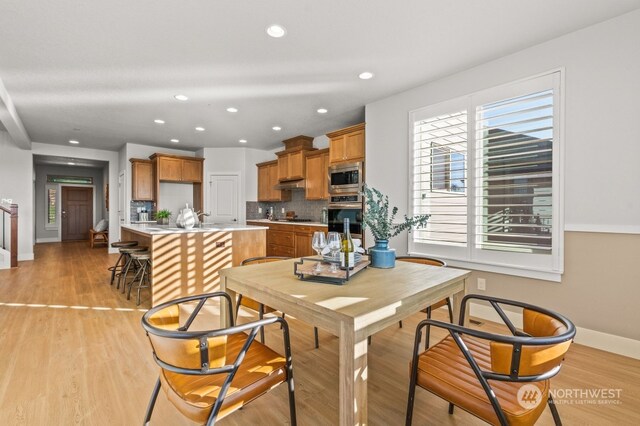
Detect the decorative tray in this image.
<box><xmin>294</xmin><ymin>256</ymin><xmax>370</xmax><ymax>285</ymax></box>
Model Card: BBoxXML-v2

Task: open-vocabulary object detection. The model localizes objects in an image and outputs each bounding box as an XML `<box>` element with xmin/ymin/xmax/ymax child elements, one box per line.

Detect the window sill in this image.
<box><xmin>407</xmin><ymin>252</ymin><xmax>562</xmax><ymax>282</ymax></box>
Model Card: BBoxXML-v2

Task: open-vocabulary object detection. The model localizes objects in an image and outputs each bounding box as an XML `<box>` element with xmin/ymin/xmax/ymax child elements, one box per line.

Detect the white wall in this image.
<box><xmin>366</xmin><ymin>9</ymin><xmax>640</xmax><ymax>251</ymax></box>
<box><xmin>365</xmin><ymin>10</ymin><xmax>640</xmax><ymax>341</ymax></box>
<box><xmin>0</xmin><ymin>131</ymin><xmax>34</xmax><ymax>260</ymax></box>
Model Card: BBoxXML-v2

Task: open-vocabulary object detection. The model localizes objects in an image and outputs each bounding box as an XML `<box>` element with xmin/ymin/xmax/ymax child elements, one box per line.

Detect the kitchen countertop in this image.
<box><xmin>121</xmin><ymin>223</ymin><xmax>268</xmax><ymax>235</ymax></box>
<box><xmin>246</xmin><ymin>219</ymin><xmax>328</xmax><ymax>227</ymax></box>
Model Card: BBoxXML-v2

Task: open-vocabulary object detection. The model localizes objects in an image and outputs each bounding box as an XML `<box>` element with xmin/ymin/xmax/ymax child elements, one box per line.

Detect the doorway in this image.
<box><xmin>208</xmin><ymin>174</ymin><xmax>239</xmax><ymax>223</ymax></box>
<box><xmin>61</xmin><ymin>187</ymin><xmax>93</xmax><ymax>241</ymax></box>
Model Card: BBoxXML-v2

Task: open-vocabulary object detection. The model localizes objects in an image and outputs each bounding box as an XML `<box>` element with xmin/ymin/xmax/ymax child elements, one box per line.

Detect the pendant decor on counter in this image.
<box><xmin>368</xmin><ymin>239</ymin><xmax>396</xmax><ymax>268</ymax></box>
<box><xmin>176</xmin><ymin>204</ymin><xmax>196</xmax><ymax>229</ymax></box>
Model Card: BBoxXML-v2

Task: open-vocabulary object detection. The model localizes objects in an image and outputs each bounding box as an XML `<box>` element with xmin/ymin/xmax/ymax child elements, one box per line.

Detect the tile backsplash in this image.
<box><xmin>246</xmin><ymin>191</ymin><xmax>328</xmax><ymax>222</ymax></box>
<box><xmin>130</xmin><ymin>201</ymin><xmax>154</xmax><ymax>221</ymax></box>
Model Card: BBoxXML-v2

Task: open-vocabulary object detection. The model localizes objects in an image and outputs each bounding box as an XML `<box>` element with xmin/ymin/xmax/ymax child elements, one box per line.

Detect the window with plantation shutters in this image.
<box><xmin>476</xmin><ymin>90</ymin><xmax>553</xmax><ymax>254</ymax></box>
<box><xmin>412</xmin><ymin>110</ymin><xmax>468</xmax><ymax>247</ymax></box>
<box><xmin>409</xmin><ymin>72</ymin><xmax>563</xmax><ymax>281</ymax></box>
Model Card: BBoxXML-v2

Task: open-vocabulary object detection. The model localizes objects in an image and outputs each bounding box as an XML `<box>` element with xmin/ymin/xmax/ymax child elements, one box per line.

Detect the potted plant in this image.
<box><xmin>361</xmin><ymin>185</ymin><xmax>430</xmax><ymax>268</ymax></box>
<box><xmin>155</xmin><ymin>209</ymin><xmax>172</xmax><ymax>225</ymax></box>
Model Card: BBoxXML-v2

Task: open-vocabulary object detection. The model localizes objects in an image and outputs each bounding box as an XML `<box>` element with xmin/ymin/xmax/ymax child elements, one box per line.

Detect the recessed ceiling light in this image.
<box><xmin>272</xmin><ymin>126</ymin><xmax>282</xmax><ymax>131</ymax></box>
<box><xmin>266</xmin><ymin>24</ymin><xmax>287</xmax><ymax>38</ymax></box>
<box><xmin>226</xmin><ymin>107</ymin><xmax>238</xmax><ymax>113</ymax></box>
<box><xmin>195</xmin><ymin>127</ymin><xmax>205</xmax><ymax>132</ymax></box>
<box><xmin>317</xmin><ymin>108</ymin><xmax>328</xmax><ymax>114</ymax></box>
<box><xmin>69</xmin><ymin>140</ymin><xmax>79</xmax><ymax>144</ymax></box>
<box><xmin>170</xmin><ymin>139</ymin><xmax>179</xmax><ymax>143</ymax></box>
<box><xmin>239</xmin><ymin>139</ymin><xmax>247</xmax><ymax>144</ymax></box>
<box><xmin>358</xmin><ymin>71</ymin><xmax>375</xmax><ymax>80</ymax></box>
<box><xmin>67</xmin><ymin>162</ymin><xmax>75</xmax><ymax>166</ymax></box>
<box><xmin>154</xmin><ymin>119</ymin><xmax>165</xmax><ymax>124</ymax></box>
<box><xmin>174</xmin><ymin>94</ymin><xmax>189</xmax><ymax>101</ymax></box>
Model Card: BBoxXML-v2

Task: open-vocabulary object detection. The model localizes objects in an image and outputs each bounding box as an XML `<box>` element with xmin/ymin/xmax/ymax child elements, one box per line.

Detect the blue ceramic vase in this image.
<box><xmin>369</xmin><ymin>239</ymin><xmax>396</xmax><ymax>268</ymax></box>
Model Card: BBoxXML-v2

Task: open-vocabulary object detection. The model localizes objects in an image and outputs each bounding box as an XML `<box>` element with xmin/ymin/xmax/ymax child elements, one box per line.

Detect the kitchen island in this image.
<box><xmin>121</xmin><ymin>223</ymin><xmax>267</xmax><ymax>306</ymax></box>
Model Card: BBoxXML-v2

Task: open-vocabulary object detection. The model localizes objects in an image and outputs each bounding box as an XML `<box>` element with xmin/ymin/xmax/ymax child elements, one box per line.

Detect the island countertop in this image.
<box><xmin>121</xmin><ymin>222</ymin><xmax>268</xmax><ymax>235</ymax></box>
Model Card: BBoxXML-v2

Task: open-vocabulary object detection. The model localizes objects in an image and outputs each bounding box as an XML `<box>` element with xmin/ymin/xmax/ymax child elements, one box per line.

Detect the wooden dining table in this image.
<box><xmin>219</xmin><ymin>257</ymin><xmax>471</xmax><ymax>426</ymax></box>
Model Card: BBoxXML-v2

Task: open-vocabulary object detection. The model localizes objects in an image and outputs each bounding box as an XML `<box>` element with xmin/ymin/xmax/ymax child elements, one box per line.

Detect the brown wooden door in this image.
<box><xmin>62</xmin><ymin>187</ymin><xmax>93</xmax><ymax>241</ymax></box>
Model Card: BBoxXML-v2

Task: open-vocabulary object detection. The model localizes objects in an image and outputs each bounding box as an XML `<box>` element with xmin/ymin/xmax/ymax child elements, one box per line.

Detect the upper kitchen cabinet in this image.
<box><xmin>277</xmin><ymin>150</ymin><xmax>306</xmax><ymax>181</ymax></box>
<box><xmin>151</xmin><ymin>154</ymin><xmax>203</xmax><ymax>183</ymax></box>
<box><xmin>130</xmin><ymin>158</ymin><xmax>154</xmax><ymax>201</ymax></box>
<box><xmin>257</xmin><ymin>160</ymin><xmax>291</xmax><ymax>202</ymax></box>
<box><xmin>327</xmin><ymin>123</ymin><xmax>365</xmax><ymax>165</ymax></box>
<box><xmin>276</xmin><ymin>135</ymin><xmax>315</xmax><ymax>182</ymax></box>
<box><xmin>305</xmin><ymin>148</ymin><xmax>329</xmax><ymax>200</ymax></box>
<box><xmin>182</xmin><ymin>159</ymin><xmax>203</xmax><ymax>182</ymax></box>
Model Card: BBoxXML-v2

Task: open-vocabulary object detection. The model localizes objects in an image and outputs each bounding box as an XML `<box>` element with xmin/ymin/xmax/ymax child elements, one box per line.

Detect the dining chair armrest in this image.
<box><xmin>459</xmin><ymin>294</ymin><xmax>575</xmax><ymax>338</ymax></box>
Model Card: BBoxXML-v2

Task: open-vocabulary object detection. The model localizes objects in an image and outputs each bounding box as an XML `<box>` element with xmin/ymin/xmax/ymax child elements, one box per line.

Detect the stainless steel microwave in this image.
<box><xmin>328</xmin><ymin>162</ymin><xmax>363</xmax><ymax>194</ymax></box>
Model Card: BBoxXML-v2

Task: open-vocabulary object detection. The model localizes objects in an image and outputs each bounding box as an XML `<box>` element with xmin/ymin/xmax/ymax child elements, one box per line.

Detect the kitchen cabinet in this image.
<box><xmin>182</xmin><ymin>159</ymin><xmax>203</xmax><ymax>183</ymax></box>
<box><xmin>257</xmin><ymin>161</ymin><xmax>291</xmax><ymax>202</ymax></box>
<box><xmin>327</xmin><ymin>123</ymin><xmax>365</xmax><ymax>165</ymax></box>
<box><xmin>247</xmin><ymin>222</ymin><xmax>327</xmax><ymax>258</ymax></box>
<box><xmin>305</xmin><ymin>148</ymin><xmax>329</xmax><ymax>200</ymax></box>
<box><xmin>148</xmin><ymin>153</ymin><xmax>205</xmax><ymax>213</ymax></box>
<box><xmin>152</xmin><ymin>154</ymin><xmax>203</xmax><ymax>183</ymax></box>
<box><xmin>277</xmin><ymin>149</ymin><xmax>309</xmax><ymax>181</ymax></box>
<box><xmin>130</xmin><ymin>159</ymin><xmax>154</xmax><ymax>201</ymax></box>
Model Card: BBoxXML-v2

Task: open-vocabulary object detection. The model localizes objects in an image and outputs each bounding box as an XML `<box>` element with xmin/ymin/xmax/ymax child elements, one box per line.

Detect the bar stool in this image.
<box><xmin>127</xmin><ymin>251</ymin><xmax>151</xmax><ymax>306</ymax></box>
<box><xmin>117</xmin><ymin>246</ymin><xmax>148</xmax><ymax>292</ymax></box>
<box><xmin>108</xmin><ymin>241</ymin><xmax>138</xmax><ymax>285</ymax></box>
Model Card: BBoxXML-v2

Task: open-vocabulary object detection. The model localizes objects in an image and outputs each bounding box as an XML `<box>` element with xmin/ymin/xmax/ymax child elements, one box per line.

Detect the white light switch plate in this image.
<box><xmin>477</xmin><ymin>278</ymin><xmax>486</xmax><ymax>291</ymax></box>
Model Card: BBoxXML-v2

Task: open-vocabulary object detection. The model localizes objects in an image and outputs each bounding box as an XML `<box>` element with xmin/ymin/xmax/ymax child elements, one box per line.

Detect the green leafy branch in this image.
<box><xmin>361</xmin><ymin>185</ymin><xmax>430</xmax><ymax>241</ymax></box>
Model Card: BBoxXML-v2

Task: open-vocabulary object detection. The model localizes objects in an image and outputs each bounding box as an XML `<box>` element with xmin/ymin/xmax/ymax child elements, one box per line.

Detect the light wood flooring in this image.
<box><xmin>0</xmin><ymin>242</ymin><xmax>639</xmax><ymax>425</ymax></box>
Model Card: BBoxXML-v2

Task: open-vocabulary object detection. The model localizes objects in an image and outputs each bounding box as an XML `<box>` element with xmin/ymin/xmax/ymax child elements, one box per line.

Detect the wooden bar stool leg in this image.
<box><xmin>117</xmin><ymin>254</ymin><xmax>132</xmax><ymax>291</ymax></box>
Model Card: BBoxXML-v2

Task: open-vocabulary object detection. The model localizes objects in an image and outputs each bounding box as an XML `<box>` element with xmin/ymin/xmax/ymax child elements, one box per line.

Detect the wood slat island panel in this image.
<box><xmin>121</xmin><ymin>225</ymin><xmax>266</xmax><ymax>306</ymax></box>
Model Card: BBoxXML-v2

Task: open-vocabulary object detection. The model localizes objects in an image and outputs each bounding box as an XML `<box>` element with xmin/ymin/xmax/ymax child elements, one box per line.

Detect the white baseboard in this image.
<box><xmin>469</xmin><ymin>302</ymin><xmax>640</xmax><ymax>360</ymax></box>
<box><xmin>36</xmin><ymin>237</ymin><xmax>60</xmax><ymax>243</ymax></box>
<box><xmin>18</xmin><ymin>252</ymin><xmax>34</xmax><ymax>261</ymax></box>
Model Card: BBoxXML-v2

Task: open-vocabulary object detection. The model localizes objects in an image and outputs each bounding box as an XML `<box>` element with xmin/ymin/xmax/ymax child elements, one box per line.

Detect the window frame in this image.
<box><xmin>45</xmin><ymin>183</ymin><xmax>58</xmax><ymax>231</ymax></box>
<box><xmin>408</xmin><ymin>71</ymin><xmax>564</xmax><ymax>282</ymax></box>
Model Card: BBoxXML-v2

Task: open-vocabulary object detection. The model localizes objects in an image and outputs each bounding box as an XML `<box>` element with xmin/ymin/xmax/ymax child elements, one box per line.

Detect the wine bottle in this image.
<box><xmin>340</xmin><ymin>218</ymin><xmax>355</xmax><ymax>269</ymax></box>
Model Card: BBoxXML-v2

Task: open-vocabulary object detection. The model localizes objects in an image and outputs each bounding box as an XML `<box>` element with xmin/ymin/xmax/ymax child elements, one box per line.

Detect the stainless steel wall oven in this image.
<box><xmin>328</xmin><ymin>194</ymin><xmax>363</xmax><ymax>238</ymax></box>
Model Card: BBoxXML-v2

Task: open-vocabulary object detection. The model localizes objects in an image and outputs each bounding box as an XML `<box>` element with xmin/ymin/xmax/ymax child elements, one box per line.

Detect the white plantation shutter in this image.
<box><xmin>412</xmin><ymin>111</ymin><xmax>468</xmax><ymax>247</ymax></box>
<box><xmin>409</xmin><ymin>72</ymin><xmax>563</xmax><ymax>280</ymax></box>
<box><xmin>475</xmin><ymin>89</ymin><xmax>554</xmax><ymax>254</ymax></box>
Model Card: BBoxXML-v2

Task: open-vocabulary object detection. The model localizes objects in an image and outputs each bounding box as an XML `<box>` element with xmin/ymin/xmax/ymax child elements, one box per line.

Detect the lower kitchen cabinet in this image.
<box><xmin>247</xmin><ymin>222</ymin><xmax>328</xmax><ymax>258</ymax></box>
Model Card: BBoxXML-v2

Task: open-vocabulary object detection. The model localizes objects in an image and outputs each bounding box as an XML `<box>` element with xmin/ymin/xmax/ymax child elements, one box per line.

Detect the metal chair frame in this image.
<box><xmin>142</xmin><ymin>292</ymin><xmax>297</xmax><ymax>426</ymax></box>
<box><xmin>239</xmin><ymin>256</ymin><xmax>321</xmax><ymax>349</ymax></box>
<box><xmin>406</xmin><ymin>294</ymin><xmax>576</xmax><ymax>426</ymax></box>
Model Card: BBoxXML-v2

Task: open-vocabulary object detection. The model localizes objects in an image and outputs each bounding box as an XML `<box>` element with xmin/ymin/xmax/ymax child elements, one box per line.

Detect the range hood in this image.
<box><xmin>274</xmin><ymin>179</ymin><xmax>306</xmax><ymax>190</ymax></box>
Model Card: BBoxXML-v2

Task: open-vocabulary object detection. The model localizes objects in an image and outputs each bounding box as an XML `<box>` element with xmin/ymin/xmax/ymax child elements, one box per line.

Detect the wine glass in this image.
<box><xmin>311</xmin><ymin>231</ymin><xmax>327</xmax><ymax>273</ymax></box>
<box><xmin>326</xmin><ymin>232</ymin><xmax>341</xmax><ymax>273</ymax></box>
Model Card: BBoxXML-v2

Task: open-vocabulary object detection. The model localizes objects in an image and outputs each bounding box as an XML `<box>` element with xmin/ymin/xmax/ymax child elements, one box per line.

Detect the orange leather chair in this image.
<box><xmin>240</xmin><ymin>256</ymin><xmax>321</xmax><ymax>349</ymax></box>
<box><xmin>396</xmin><ymin>256</ymin><xmax>451</xmax><ymax>349</ymax></box>
<box><xmin>141</xmin><ymin>292</ymin><xmax>296</xmax><ymax>426</ymax></box>
<box><xmin>406</xmin><ymin>294</ymin><xmax>575</xmax><ymax>426</ymax></box>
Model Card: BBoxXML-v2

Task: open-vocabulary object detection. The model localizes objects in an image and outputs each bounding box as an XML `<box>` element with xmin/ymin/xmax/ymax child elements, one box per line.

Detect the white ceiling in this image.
<box><xmin>1</xmin><ymin>0</ymin><xmax>639</xmax><ymax>152</ymax></box>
